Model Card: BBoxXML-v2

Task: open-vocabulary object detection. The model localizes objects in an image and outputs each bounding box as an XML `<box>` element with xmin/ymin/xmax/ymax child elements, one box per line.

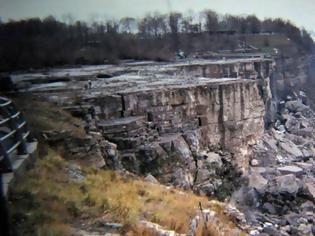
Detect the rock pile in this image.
<box><xmin>234</xmin><ymin>98</ymin><xmax>315</xmax><ymax>235</ymax></box>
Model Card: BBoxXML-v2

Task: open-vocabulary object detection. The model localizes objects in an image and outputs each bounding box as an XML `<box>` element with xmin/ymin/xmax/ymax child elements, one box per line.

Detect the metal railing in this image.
<box><xmin>0</xmin><ymin>97</ymin><xmax>31</xmax><ymax>173</ymax></box>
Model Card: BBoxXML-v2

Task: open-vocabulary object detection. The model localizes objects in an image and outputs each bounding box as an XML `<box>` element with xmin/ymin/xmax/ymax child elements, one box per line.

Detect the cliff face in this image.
<box><xmin>270</xmin><ymin>55</ymin><xmax>315</xmax><ymax>102</ymax></box>
<box><xmin>9</xmin><ymin>58</ymin><xmax>272</xmax><ymax>192</ymax></box>
<box><xmin>122</xmin><ymin>80</ymin><xmax>265</xmax><ymax>148</ymax></box>
<box><xmin>87</xmin><ymin>79</ymin><xmax>265</xmax><ymax>188</ymax></box>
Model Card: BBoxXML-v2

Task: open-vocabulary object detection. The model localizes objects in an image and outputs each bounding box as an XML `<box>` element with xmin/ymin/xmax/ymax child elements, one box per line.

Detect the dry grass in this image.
<box><xmin>194</xmin><ymin>216</ymin><xmax>247</xmax><ymax>236</ymax></box>
<box><xmin>8</xmin><ymin>94</ymin><xmax>244</xmax><ymax>235</ymax></box>
<box><xmin>9</xmin><ymin>148</ymin><xmax>244</xmax><ymax>236</ymax></box>
<box><xmin>10</xmin><ymin>94</ymin><xmax>85</xmax><ymax>138</ymax></box>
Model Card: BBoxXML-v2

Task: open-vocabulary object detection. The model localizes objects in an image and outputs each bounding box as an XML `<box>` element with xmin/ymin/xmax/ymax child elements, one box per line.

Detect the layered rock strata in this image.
<box><xmin>81</xmin><ymin>78</ymin><xmax>266</xmax><ymax>188</ymax></box>
<box><xmin>9</xmin><ymin>58</ymin><xmax>273</xmax><ymax>190</ymax></box>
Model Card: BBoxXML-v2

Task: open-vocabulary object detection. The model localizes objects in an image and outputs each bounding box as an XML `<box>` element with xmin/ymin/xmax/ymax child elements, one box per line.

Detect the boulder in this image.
<box><xmin>284</xmin><ymin>212</ymin><xmax>300</xmax><ymax>226</ymax></box>
<box><xmin>101</xmin><ymin>140</ymin><xmax>120</xmax><ymax>169</ymax></box>
<box><xmin>285</xmin><ymin>100</ymin><xmax>307</xmax><ymax>113</ymax></box>
<box><xmin>280</xmin><ymin>109</ymin><xmax>290</xmax><ymax>121</ymax></box>
<box><xmin>65</xmin><ymin>163</ymin><xmax>85</xmax><ymax>182</ymax></box>
<box><xmin>295</xmin><ymin>162</ymin><xmax>313</xmax><ymax>170</ymax></box>
<box><xmin>172</xmin><ymin>168</ymin><xmax>194</xmax><ymax>189</ymax></box>
<box><xmin>271</xmin><ymin>128</ymin><xmax>285</xmax><ymax>141</ymax></box>
<box><xmin>262</xmin><ymin>223</ymin><xmax>280</xmax><ymax>236</ymax></box>
<box><xmin>271</xmin><ymin>174</ymin><xmax>301</xmax><ymax>195</ymax></box>
<box><xmin>278</xmin><ymin>139</ymin><xmax>303</xmax><ymax>158</ymax></box>
<box><xmin>204</xmin><ymin>152</ymin><xmax>223</xmax><ymax>168</ymax></box>
<box><xmin>293</xmin><ymin>127</ymin><xmax>313</xmax><ymax>137</ymax></box>
<box><xmin>120</xmin><ymin>152</ymin><xmax>140</xmax><ymax>173</ymax></box>
<box><xmin>263</xmin><ymin>135</ymin><xmax>278</xmax><ymax>151</ymax></box>
<box><xmin>251</xmin><ymin>159</ymin><xmax>260</xmax><ymax>166</ymax></box>
<box><xmin>277</xmin><ymin>165</ymin><xmax>304</xmax><ymax>175</ymax></box>
<box><xmin>224</xmin><ymin>205</ymin><xmax>247</xmax><ymax>229</ymax></box>
<box><xmin>285</xmin><ymin>116</ymin><xmax>300</xmax><ymax>132</ymax></box>
<box><xmin>248</xmin><ymin>172</ymin><xmax>268</xmax><ymax>193</ymax></box>
<box><xmin>297</xmin><ymin>224</ymin><xmax>313</xmax><ymax>236</ymax></box>
<box><xmin>243</xmin><ymin>187</ymin><xmax>261</xmax><ymax>208</ymax></box>
<box><xmin>197</xmin><ymin>182</ymin><xmax>215</xmax><ymax>196</ymax></box>
<box><xmin>304</xmin><ymin>182</ymin><xmax>315</xmax><ymax>200</ymax></box>
<box><xmin>144</xmin><ymin>174</ymin><xmax>159</xmax><ymax>184</ymax></box>
<box><xmin>140</xmin><ymin>220</ymin><xmax>177</xmax><ymax>236</ymax></box>
<box><xmin>65</xmin><ymin>136</ymin><xmax>106</xmax><ymax>168</ymax></box>
<box><xmin>262</xmin><ymin>202</ymin><xmax>277</xmax><ymax>214</ymax></box>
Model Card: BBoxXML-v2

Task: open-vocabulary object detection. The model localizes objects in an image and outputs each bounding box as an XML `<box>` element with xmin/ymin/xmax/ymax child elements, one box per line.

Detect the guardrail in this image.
<box><xmin>0</xmin><ymin>96</ymin><xmax>35</xmax><ymax>236</ymax></box>
<box><xmin>0</xmin><ymin>97</ymin><xmax>31</xmax><ymax>173</ymax></box>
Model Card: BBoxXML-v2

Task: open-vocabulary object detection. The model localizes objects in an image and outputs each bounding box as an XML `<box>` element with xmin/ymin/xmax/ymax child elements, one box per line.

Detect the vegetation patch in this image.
<box><xmin>11</xmin><ymin>94</ymin><xmax>84</xmax><ymax>139</ymax></box>
<box><xmin>9</xmin><ymin>147</ymin><xmax>243</xmax><ymax>235</ymax></box>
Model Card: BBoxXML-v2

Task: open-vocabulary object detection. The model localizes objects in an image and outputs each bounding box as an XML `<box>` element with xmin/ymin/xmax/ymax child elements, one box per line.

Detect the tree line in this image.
<box><xmin>0</xmin><ymin>10</ymin><xmax>314</xmax><ymax>71</ymax></box>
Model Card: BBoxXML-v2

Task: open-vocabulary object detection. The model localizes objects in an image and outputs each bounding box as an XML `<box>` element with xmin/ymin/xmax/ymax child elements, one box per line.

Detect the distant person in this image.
<box><xmin>176</xmin><ymin>50</ymin><xmax>185</xmax><ymax>60</ymax></box>
<box><xmin>84</xmin><ymin>80</ymin><xmax>92</xmax><ymax>90</ymax></box>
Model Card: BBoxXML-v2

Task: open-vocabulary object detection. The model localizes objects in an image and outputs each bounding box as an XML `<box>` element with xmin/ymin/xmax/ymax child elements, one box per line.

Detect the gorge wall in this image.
<box><xmin>9</xmin><ymin>58</ymin><xmax>273</xmax><ymax>191</ymax></box>
<box><xmin>85</xmin><ymin>79</ymin><xmax>265</xmax><ymax>175</ymax></box>
<box><xmin>270</xmin><ymin>55</ymin><xmax>315</xmax><ymax>104</ymax></box>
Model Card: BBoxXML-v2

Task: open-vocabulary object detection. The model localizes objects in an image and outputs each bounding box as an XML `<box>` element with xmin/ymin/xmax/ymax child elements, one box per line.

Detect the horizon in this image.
<box><xmin>0</xmin><ymin>0</ymin><xmax>314</xmax><ymax>34</ymax></box>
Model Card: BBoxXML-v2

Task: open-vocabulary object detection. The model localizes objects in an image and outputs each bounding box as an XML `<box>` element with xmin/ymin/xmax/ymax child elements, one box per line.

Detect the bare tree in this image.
<box><xmin>181</xmin><ymin>15</ymin><xmax>194</xmax><ymax>33</ymax></box>
<box><xmin>203</xmin><ymin>10</ymin><xmax>219</xmax><ymax>32</ymax></box>
<box><xmin>120</xmin><ymin>17</ymin><xmax>136</xmax><ymax>34</ymax></box>
<box><xmin>105</xmin><ymin>20</ymin><xmax>119</xmax><ymax>34</ymax></box>
<box><xmin>151</xmin><ymin>13</ymin><xmax>168</xmax><ymax>37</ymax></box>
<box><xmin>246</xmin><ymin>15</ymin><xmax>261</xmax><ymax>34</ymax></box>
<box><xmin>168</xmin><ymin>12</ymin><xmax>182</xmax><ymax>50</ymax></box>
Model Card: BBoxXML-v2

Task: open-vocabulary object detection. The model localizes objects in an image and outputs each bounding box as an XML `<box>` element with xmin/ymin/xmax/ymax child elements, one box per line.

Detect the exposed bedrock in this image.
<box><xmin>80</xmin><ymin>79</ymin><xmax>266</xmax><ymax>191</ymax></box>
<box><xmin>11</xmin><ymin>58</ymin><xmax>272</xmax><ymax>196</ymax></box>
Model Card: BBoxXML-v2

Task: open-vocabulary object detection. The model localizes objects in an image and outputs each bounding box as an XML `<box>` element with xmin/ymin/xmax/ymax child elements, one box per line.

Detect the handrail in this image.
<box><xmin>17</xmin><ymin>121</ymin><xmax>27</xmax><ymax>129</ymax></box>
<box><xmin>0</xmin><ymin>130</ymin><xmax>17</xmax><ymax>142</ymax></box>
<box><xmin>7</xmin><ymin>131</ymin><xmax>30</xmax><ymax>155</ymax></box>
<box><xmin>0</xmin><ymin>112</ymin><xmax>21</xmax><ymax>123</ymax></box>
<box><xmin>11</xmin><ymin>111</ymin><xmax>21</xmax><ymax>119</ymax></box>
<box><xmin>0</xmin><ymin>97</ymin><xmax>32</xmax><ymax>172</ymax></box>
<box><xmin>0</xmin><ymin>121</ymin><xmax>26</xmax><ymax>142</ymax></box>
<box><xmin>0</xmin><ymin>100</ymin><xmax>12</xmax><ymax>107</ymax></box>
<box><xmin>0</xmin><ymin>118</ymin><xmax>10</xmax><ymax>126</ymax></box>
<box><xmin>6</xmin><ymin>141</ymin><xmax>21</xmax><ymax>155</ymax></box>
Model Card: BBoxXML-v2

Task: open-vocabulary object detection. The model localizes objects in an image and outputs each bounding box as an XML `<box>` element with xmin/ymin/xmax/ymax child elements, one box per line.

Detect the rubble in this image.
<box><xmin>237</xmin><ymin>97</ymin><xmax>315</xmax><ymax>236</ymax></box>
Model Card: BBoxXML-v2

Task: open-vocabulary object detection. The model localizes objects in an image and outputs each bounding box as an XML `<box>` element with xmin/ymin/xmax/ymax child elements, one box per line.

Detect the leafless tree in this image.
<box><xmin>119</xmin><ymin>17</ymin><xmax>136</xmax><ymax>34</ymax></box>
<box><xmin>203</xmin><ymin>9</ymin><xmax>219</xmax><ymax>32</ymax></box>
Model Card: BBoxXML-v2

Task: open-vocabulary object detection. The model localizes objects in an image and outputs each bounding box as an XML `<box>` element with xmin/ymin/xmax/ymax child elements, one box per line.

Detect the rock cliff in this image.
<box><xmin>9</xmin><ymin>58</ymin><xmax>273</xmax><ymax>194</ymax></box>
<box><xmin>90</xmin><ymin>79</ymin><xmax>265</xmax><ymax>176</ymax></box>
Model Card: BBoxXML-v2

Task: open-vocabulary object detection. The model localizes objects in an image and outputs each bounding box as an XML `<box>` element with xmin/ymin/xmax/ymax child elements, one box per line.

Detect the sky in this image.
<box><xmin>0</xmin><ymin>0</ymin><xmax>314</xmax><ymax>33</ymax></box>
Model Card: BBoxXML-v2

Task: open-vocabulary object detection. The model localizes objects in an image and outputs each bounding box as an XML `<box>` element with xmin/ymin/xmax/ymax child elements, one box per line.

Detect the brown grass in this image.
<box><xmin>8</xmin><ymin>94</ymin><xmax>244</xmax><ymax>235</ymax></box>
<box><xmin>194</xmin><ymin>218</ymin><xmax>247</xmax><ymax>236</ymax></box>
<box><xmin>10</xmin><ymin>94</ymin><xmax>85</xmax><ymax>138</ymax></box>
<box><xmin>9</xmin><ymin>148</ymin><xmax>245</xmax><ymax>236</ymax></box>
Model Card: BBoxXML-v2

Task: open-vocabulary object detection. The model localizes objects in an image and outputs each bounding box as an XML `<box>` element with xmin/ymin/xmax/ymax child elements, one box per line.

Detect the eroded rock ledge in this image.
<box><xmin>10</xmin><ymin>58</ymin><xmax>272</xmax><ymax>194</ymax></box>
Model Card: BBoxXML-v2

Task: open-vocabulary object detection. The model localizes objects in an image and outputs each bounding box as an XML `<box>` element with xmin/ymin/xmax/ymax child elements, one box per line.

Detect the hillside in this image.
<box><xmin>7</xmin><ymin>95</ymin><xmax>245</xmax><ymax>236</ymax></box>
